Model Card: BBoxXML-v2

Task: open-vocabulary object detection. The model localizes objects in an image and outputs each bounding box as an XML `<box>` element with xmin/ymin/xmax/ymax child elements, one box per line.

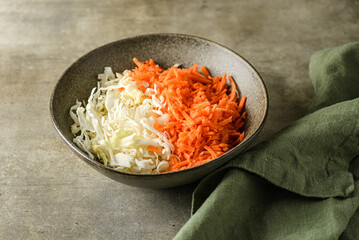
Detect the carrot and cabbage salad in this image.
<box><xmin>69</xmin><ymin>59</ymin><xmax>246</xmax><ymax>174</ymax></box>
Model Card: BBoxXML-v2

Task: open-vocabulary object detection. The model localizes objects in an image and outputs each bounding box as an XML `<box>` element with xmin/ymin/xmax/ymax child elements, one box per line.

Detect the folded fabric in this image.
<box><xmin>174</xmin><ymin>42</ymin><xmax>359</xmax><ymax>240</ymax></box>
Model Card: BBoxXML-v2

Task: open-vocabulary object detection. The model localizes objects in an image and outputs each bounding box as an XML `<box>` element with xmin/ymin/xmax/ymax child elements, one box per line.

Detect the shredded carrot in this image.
<box><xmin>130</xmin><ymin>58</ymin><xmax>246</xmax><ymax>172</ymax></box>
<box><xmin>133</xmin><ymin>57</ymin><xmax>141</xmax><ymax>67</ymax></box>
<box><xmin>238</xmin><ymin>96</ymin><xmax>247</xmax><ymax>112</ymax></box>
<box><xmin>146</xmin><ymin>146</ymin><xmax>162</xmax><ymax>153</ymax></box>
<box><xmin>200</xmin><ymin>65</ymin><xmax>210</xmax><ymax>79</ymax></box>
<box><xmin>172</xmin><ymin>160</ymin><xmax>190</xmax><ymax>169</ymax></box>
<box><xmin>228</xmin><ymin>76</ymin><xmax>237</xmax><ymax>102</ymax></box>
<box><xmin>204</xmin><ymin>146</ymin><xmax>217</xmax><ymax>159</ymax></box>
<box><xmin>169</xmin><ymin>155</ymin><xmax>179</xmax><ymax>165</ymax></box>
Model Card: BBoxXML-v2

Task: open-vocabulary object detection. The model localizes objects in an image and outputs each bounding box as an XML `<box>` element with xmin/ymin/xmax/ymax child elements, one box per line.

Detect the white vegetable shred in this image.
<box><xmin>70</xmin><ymin>67</ymin><xmax>173</xmax><ymax>173</ymax></box>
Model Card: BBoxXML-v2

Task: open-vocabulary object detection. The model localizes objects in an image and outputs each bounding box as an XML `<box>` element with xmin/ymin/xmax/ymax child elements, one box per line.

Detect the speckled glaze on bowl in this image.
<box><xmin>50</xmin><ymin>33</ymin><xmax>268</xmax><ymax>188</ymax></box>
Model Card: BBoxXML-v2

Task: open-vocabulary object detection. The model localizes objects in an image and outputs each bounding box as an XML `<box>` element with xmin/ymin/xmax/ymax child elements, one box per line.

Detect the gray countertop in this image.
<box><xmin>1</xmin><ymin>0</ymin><xmax>358</xmax><ymax>239</ymax></box>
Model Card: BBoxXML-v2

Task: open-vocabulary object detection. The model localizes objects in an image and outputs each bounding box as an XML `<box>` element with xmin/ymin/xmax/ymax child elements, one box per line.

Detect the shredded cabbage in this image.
<box><xmin>70</xmin><ymin>68</ymin><xmax>172</xmax><ymax>173</ymax></box>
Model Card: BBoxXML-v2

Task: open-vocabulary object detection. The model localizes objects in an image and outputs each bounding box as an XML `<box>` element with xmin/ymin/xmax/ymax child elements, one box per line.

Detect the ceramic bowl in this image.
<box><xmin>50</xmin><ymin>33</ymin><xmax>268</xmax><ymax>188</ymax></box>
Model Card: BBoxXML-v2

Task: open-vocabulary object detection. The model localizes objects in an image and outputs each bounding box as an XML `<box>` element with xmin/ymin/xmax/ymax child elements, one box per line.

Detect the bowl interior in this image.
<box><xmin>50</xmin><ymin>33</ymin><xmax>267</xmax><ymax>187</ymax></box>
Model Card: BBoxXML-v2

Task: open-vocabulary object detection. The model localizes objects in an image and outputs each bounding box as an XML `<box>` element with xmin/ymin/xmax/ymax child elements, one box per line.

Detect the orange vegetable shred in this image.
<box><xmin>130</xmin><ymin>58</ymin><xmax>246</xmax><ymax>172</ymax></box>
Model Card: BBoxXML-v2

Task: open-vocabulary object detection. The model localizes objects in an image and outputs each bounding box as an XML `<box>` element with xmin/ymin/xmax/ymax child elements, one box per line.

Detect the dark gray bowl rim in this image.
<box><xmin>50</xmin><ymin>33</ymin><xmax>268</xmax><ymax>178</ymax></box>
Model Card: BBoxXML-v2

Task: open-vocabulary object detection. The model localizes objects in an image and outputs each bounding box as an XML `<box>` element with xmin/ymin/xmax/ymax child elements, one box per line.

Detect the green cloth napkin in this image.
<box><xmin>174</xmin><ymin>42</ymin><xmax>359</xmax><ymax>240</ymax></box>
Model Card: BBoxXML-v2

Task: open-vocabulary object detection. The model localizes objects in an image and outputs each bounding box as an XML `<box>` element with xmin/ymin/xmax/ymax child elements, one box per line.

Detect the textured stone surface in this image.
<box><xmin>1</xmin><ymin>0</ymin><xmax>358</xmax><ymax>239</ymax></box>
